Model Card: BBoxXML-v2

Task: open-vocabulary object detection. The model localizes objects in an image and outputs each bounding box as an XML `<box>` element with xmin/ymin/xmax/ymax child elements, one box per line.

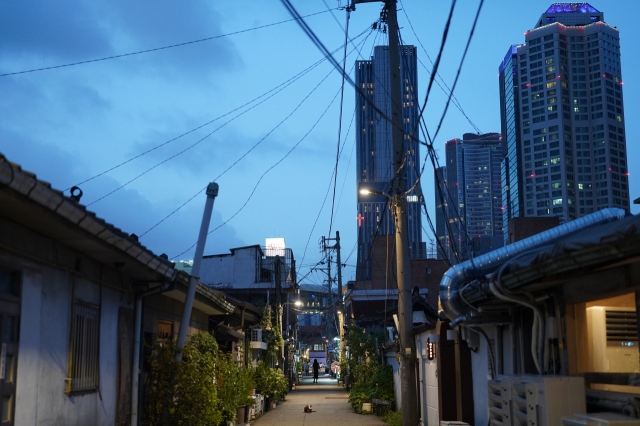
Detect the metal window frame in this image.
<box><xmin>65</xmin><ymin>300</ymin><xmax>100</xmax><ymax>394</ymax></box>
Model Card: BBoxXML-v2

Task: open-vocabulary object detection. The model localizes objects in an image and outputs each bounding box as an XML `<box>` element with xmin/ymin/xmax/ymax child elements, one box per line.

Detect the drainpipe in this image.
<box><xmin>131</xmin><ymin>281</ymin><xmax>174</xmax><ymax>426</ymax></box>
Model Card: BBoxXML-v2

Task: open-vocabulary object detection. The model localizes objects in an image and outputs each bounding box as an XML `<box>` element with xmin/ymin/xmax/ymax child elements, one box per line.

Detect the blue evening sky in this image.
<box><xmin>1</xmin><ymin>1</ymin><xmax>638</xmax><ymax>286</ymax></box>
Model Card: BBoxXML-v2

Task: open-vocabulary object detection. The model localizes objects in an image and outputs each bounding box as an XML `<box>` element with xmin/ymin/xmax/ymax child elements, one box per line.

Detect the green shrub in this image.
<box><xmin>143</xmin><ymin>333</ymin><xmax>258</xmax><ymax>426</ymax></box>
<box><xmin>143</xmin><ymin>333</ymin><xmax>221</xmax><ymax>426</ymax></box>
<box><xmin>344</xmin><ymin>326</ymin><xmax>395</xmax><ymax>413</ymax></box>
<box><xmin>382</xmin><ymin>410</ymin><xmax>402</xmax><ymax>426</ymax></box>
<box><xmin>254</xmin><ymin>361</ymin><xmax>288</xmax><ymax>402</ymax></box>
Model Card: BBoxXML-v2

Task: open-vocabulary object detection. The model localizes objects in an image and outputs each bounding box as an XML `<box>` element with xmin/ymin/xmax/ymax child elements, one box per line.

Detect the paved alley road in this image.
<box><xmin>250</xmin><ymin>374</ymin><xmax>387</xmax><ymax>426</ymax></box>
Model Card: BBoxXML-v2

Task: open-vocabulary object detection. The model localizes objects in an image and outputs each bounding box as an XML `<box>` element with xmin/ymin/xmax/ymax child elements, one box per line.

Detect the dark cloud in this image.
<box><xmin>0</xmin><ymin>1</ymin><xmax>241</xmax><ymax>78</ymax></box>
<box><xmin>0</xmin><ymin>2</ymin><xmax>114</xmax><ymax>62</ymax></box>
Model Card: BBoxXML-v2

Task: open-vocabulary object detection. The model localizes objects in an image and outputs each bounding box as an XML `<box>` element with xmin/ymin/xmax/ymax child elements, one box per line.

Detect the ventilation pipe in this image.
<box><xmin>440</xmin><ymin>208</ymin><xmax>627</xmax><ymax>325</ymax></box>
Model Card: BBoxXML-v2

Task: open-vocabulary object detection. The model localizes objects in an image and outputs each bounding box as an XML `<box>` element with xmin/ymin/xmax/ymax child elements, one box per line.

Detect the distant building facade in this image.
<box><xmin>436</xmin><ymin>133</ymin><xmax>504</xmax><ymax>262</ymax></box>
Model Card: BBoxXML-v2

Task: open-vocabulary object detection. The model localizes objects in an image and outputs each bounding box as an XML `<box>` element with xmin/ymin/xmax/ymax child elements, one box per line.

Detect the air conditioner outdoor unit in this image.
<box><xmin>489</xmin><ymin>375</ymin><xmax>585</xmax><ymax>426</ymax></box>
<box><xmin>587</xmin><ymin>307</ymin><xmax>639</xmax><ymax>373</ymax></box>
<box><xmin>249</xmin><ymin>328</ymin><xmax>268</xmax><ymax>350</ymax></box>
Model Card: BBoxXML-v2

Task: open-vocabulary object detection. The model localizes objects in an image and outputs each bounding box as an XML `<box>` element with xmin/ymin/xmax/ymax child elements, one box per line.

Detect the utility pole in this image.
<box><xmin>176</xmin><ymin>182</ymin><xmax>219</xmax><ymax>360</ymax></box>
<box><xmin>275</xmin><ymin>255</ymin><xmax>283</xmax><ymax>368</ymax></box>
<box><xmin>351</xmin><ymin>1</ymin><xmax>418</xmax><ymax>424</ymax></box>
<box><xmin>388</xmin><ymin>3</ymin><xmax>418</xmax><ymax>424</ymax></box>
<box><xmin>335</xmin><ymin>231</ymin><xmax>346</xmax><ymax>364</ymax></box>
<box><xmin>324</xmin><ymin>232</ymin><xmax>345</xmax><ymax>362</ymax></box>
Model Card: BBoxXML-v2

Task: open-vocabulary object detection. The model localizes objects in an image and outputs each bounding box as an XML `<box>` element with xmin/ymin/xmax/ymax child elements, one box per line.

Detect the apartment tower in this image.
<box><xmin>500</xmin><ymin>3</ymin><xmax>630</xmax><ymax>229</ymax></box>
<box><xmin>355</xmin><ymin>45</ymin><xmax>425</xmax><ymax>279</ymax></box>
<box><xmin>436</xmin><ymin>133</ymin><xmax>504</xmax><ymax>263</ymax></box>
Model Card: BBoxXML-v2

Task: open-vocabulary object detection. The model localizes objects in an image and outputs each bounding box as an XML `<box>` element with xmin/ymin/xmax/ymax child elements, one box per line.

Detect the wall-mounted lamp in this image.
<box><xmin>426</xmin><ymin>333</ymin><xmax>439</xmax><ymax>361</ymax></box>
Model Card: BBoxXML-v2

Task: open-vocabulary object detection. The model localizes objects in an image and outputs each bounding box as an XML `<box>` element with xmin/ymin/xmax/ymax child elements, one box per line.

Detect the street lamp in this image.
<box><xmin>359</xmin><ymin>188</ymin><xmax>383</xmax><ymax>196</ymax></box>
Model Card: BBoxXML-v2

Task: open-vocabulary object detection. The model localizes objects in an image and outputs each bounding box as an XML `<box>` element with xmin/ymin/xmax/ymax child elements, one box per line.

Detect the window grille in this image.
<box><xmin>251</xmin><ymin>329</ymin><xmax>262</xmax><ymax>342</ymax></box>
<box><xmin>66</xmin><ymin>301</ymin><xmax>100</xmax><ymax>393</ymax></box>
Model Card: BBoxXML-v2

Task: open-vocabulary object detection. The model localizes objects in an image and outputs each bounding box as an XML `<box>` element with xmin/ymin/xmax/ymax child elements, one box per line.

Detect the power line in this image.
<box><xmin>170</xmin><ymin>73</ymin><xmax>344</xmax><ymax>260</ymax></box>
<box><xmin>398</xmin><ymin>0</ymin><xmax>481</xmax><ymax>133</ymax></box>
<box><xmin>279</xmin><ymin>0</ymin><xmax>423</xmax><ymax>149</ymax></box>
<box><xmin>1</xmin><ymin>9</ymin><xmax>338</xmax><ymax>77</ymax></box>
<box><xmin>328</xmin><ymin>6</ymin><xmax>352</xmax><ymax>237</ymax></box>
<box><xmin>424</xmin><ymin>0</ymin><xmax>485</xmax><ymax>149</ymax></box>
<box><xmin>297</xmin><ymin>29</ymin><xmax>378</xmax><ymax>277</ymax></box>
<box><xmin>88</xmin><ymin>27</ymin><xmax>372</xmax><ymax>209</ymax></box>
<box><xmin>404</xmin><ymin>0</ymin><xmax>485</xmax><ymax>262</ymax></box>
<box><xmin>69</xmin><ymin>28</ymin><xmax>370</xmax><ymax>194</ymax></box>
<box><xmin>412</xmin><ymin>0</ymin><xmax>457</xmax><ymax>140</ymax></box>
<box><xmin>139</xmin><ymin>53</ymin><xmax>341</xmax><ymax>237</ymax></box>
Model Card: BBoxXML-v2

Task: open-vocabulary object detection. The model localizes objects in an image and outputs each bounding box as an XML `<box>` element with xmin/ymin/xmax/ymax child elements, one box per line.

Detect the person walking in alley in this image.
<box><xmin>312</xmin><ymin>359</ymin><xmax>319</xmax><ymax>383</ymax></box>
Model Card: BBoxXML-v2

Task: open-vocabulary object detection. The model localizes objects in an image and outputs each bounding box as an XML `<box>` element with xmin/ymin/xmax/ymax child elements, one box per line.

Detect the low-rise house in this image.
<box><xmin>0</xmin><ymin>154</ymin><xmax>234</xmax><ymax>425</ymax></box>
<box><xmin>199</xmin><ymin>243</ymin><xmax>299</xmax><ymax>369</ymax></box>
<box><xmin>439</xmin><ymin>208</ymin><xmax>640</xmax><ymax>425</ymax></box>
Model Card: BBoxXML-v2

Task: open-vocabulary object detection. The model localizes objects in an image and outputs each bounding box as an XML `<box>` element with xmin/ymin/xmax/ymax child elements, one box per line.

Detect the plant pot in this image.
<box><xmin>244</xmin><ymin>404</ymin><xmax>252</xmax><ymax>423</ymax></box>
<box><xmin>264</xmin><ymin>397</ymin><xmax>271</xmax><ymax>412</ymax></box>
<box><xmin>361</xmin><ymin>402</ymin><xmax>372</xmax><ymax>412</ymax></box>
<box><xmin>236</xmin><ymin>405</ymin><xmax>246</xmax><ymax>424</ymax></box>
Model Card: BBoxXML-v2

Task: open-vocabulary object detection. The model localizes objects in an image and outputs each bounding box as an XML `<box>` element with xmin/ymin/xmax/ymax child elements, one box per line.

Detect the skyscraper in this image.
<box><xmin>499</xmin><ymin>45</ymin><xmax>524</xmax><ymax>244</ymax></box>
<box><xmin>500</xmin><ymin>3</ymin><xmax>630</xmax><ymax>228</ymax></box>
<box><xmin>436</xmin><ymin>133</ymin><xmax>504</xmax><ymax>263</ymax></box>
<box><xmin>355</xmin><ymin>45</ymin><xmax>424</xmax><ymax>280</ymax></box>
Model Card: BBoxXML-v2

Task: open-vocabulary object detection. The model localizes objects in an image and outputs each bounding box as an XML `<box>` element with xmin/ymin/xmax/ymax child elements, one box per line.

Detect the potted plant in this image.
<box><xmin>254</xmin><ymin>361</ymin><xmax>288</xmax><ymax>411</ymax></box>
<box><xmin>239</xmin><ymin>365</ymin><xmax>256</xmax><ymax>421</ymax></box>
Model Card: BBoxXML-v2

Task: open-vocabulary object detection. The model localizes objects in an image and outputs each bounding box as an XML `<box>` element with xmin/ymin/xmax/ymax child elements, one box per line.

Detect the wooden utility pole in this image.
<box><xmin>387</xmin><ymin>3</ymin><xmax>419</xmax><ymax>423</ymax></box>
<box><xmin>351</xmin><ymin>0</ymin><xmax>418</xmax><ymax>423</ymax></box>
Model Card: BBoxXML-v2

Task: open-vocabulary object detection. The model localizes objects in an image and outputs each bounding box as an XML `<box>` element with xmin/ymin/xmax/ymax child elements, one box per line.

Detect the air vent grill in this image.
<box><xmin>606</xmin><ymin>310</ymin><xmax>638</xmax><ymax>344</ymax></box>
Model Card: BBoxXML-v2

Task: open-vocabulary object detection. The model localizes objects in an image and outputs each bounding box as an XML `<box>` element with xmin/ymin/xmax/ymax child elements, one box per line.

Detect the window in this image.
<box><xmin>570</xmin><ymin>293</ymin><xmax>640</xmax><ymax>391</ymax></box>
<box><xmin>66</xmin><ymin>301</ymin><xmax>100</xmax><ymax>393</ymax></box>
<box><xmin>313</xmin><ymin>344</ymin><xmax>324</xmax><ymax>351</ymax></box>
<box><xmin>157</xmin><ymin>320</ymin><xmax>173</xmax><ymax>340</ymax></box>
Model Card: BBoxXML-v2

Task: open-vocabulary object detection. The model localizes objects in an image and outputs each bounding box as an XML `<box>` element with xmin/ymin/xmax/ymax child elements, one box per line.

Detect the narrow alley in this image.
<box><xmin>250</xmin><ymin>373</ymin><xmax>386</xmax><ymax>426</ymax></box>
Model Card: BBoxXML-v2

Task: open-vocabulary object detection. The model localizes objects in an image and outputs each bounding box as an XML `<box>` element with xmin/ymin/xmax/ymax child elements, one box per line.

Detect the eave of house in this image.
<box><xmin>0</xmin><ymin>154</ymin><xmax>175</xmax><ymax>284</ymax></box>
<box><xmin>461</xmin><ymin>213</ymin><xmax>640</xmax><ymax>307</ymax></box>
<box><xmin>165</xmin><ymin>277</ymin><xmax>235</xmax><ymax>316</ymax></box>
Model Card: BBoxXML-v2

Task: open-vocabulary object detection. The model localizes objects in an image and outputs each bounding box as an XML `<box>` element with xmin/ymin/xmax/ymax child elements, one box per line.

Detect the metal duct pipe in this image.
<box><xmin>439</xmin><ymin>208</ymin><xmax>627</xmax><ymax>324</ymax></box>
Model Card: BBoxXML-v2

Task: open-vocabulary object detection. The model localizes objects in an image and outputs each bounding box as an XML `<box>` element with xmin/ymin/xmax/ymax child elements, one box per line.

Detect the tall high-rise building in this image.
<box><xmin>434</xmin><ymin>166</ymin><xmax>449</xmax><ymax>260</ymax></box>
<box><xmin>355</xmin><ymin>45</ymin><xmax>424</xmax><ymax>280</ymax></box>
<box><xmin>435</xmin><ymin>133</ymin><xmax>504</xmax><ymax>262</ymax></box>
<box><xmin>500</xmin><ymin>3</ymin><xmax>630</xmax><ymax>228</ymax></box>
<box><xmin>499</xmin><ymin>45</ymin><xmax>524</xmax><ymax>244</ymax></box>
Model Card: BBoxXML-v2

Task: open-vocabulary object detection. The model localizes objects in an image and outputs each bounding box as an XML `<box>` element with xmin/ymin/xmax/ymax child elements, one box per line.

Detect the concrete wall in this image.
<box><xmin>416</xmin><ymin>332</ymin><xmax>439</xmax><ymax>426</ymax></box>
<box><xmin>0</xmin><ymin>219</ymin><xmax>133</xmax><ymax>426</ymax></box>
<box><xmin>201</xmin><ymin>247</ymin><xmax>259</xmax><ymax>288</ymax></box>
<box><xmin>384</xmin><ymin>351</ymin><xmax>402</xmax><ymax>410</ymax></box>
<box><xmin>470</xmin><ymin>326</ymin><xmax>491</xmax><ymax>426</ymax></box>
